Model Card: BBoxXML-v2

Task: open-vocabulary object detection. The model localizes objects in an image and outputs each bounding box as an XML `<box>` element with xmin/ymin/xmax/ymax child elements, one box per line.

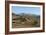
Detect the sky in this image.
<box><xmin>12</xmin><ymin>6</ymin><xmax>40</xmax><ymax>15</ymax></box>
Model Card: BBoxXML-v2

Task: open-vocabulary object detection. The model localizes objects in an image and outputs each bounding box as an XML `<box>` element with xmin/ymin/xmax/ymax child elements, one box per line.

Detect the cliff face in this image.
<box><xmin>12</xmin><ymin>13</ymin><xmax>40</xmax><ymax>28</ymax></box>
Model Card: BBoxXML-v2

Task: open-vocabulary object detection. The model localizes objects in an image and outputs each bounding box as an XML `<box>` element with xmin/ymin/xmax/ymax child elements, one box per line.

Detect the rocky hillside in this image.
<box><xmin>12</xmin><ymin>13</ymin><xmax>40</xmax><ymax>28</ymax></box>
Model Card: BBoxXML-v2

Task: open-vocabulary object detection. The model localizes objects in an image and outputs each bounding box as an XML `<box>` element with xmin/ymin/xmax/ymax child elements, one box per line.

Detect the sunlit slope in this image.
<box><xmin>12</xmin><ymin>13</ymin><xmax>40</xmax><ymax>28</ymax></box>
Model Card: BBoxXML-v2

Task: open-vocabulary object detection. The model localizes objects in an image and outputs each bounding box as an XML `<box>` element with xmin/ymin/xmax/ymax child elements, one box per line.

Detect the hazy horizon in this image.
<box><xmin>12</xmin><ymin>6</ymin><xmax>40</xmax><ymax>15</ymax></box>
